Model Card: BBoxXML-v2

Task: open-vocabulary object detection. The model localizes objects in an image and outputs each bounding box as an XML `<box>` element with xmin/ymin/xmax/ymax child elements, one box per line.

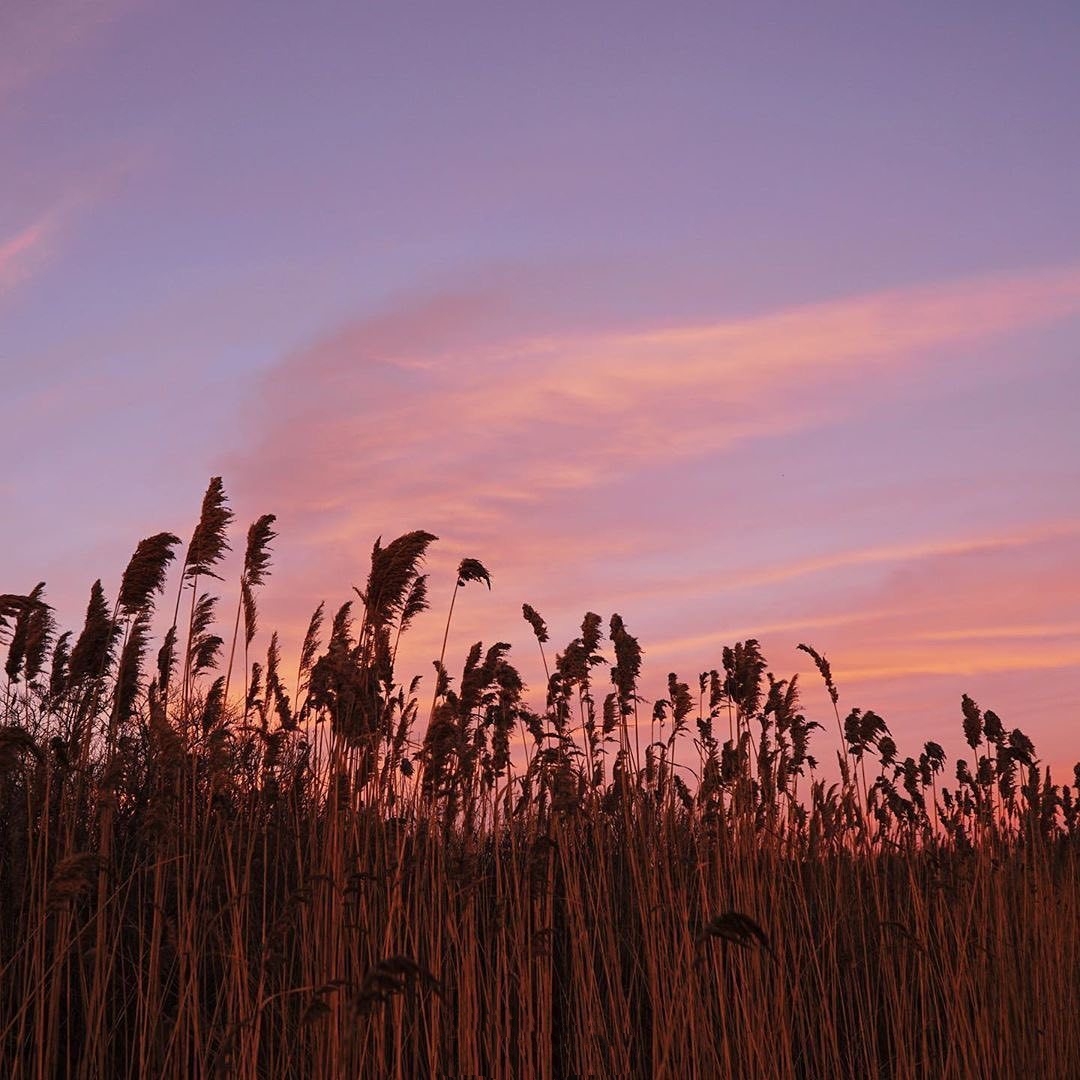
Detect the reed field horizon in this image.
<box><xmin>2</xmin><ymin>476</ymin><xmax>1078</xmax><ymax>1079</ymax></box>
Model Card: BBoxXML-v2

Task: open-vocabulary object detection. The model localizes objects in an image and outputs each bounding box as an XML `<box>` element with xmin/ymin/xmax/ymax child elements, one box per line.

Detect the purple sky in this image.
<box><xmin>3</xmin><ymin>1</ymin><xmax>1079</xmax><ymax>773</ymax></box>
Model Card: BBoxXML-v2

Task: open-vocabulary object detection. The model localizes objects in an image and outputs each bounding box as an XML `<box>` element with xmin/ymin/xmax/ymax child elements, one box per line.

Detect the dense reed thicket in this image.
<box><xmin>2</xmin><ymin>479</ymin><xmax>1078</xmax><ymax>1079</ymax></box>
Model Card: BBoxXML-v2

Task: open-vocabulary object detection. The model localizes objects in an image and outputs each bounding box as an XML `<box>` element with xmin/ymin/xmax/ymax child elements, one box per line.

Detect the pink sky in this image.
<box><xmin>2</xmin><ymin>2</ymin><xmax>1079</xmax><ymax>776</ymax></box>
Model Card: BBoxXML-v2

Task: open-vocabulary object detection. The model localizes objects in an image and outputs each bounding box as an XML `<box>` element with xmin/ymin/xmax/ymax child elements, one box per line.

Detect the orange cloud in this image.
<box><xmin>642</xmin><ymin>522</ymin><xmax>1079</xmax><ymax>665</ymax></box>
<box><xmin>601</xmin><ymin>520</ymin><xmax>1080</xmax><ymax>611</ymax></box>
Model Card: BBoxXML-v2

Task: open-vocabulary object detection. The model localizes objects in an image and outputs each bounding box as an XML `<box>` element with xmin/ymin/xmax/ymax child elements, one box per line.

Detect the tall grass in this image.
<box><xmin>1</xmin><ymin>479</ymin><xmax>1078</xmax><ymax>1078</ymax></box>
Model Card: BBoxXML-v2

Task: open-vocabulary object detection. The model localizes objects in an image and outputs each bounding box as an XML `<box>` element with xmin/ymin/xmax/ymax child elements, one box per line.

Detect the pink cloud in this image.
<box><xmin>0</xmin><ymin>156</ymin><xmax>143</xmax><ymax>305</ymax></box>
<box><xmin>0</xmin><ymin>218</ymin><xmax>51</xmax><ymax>291</ymax></box>
<box><xmin>240</xmin><ymin>263</ymin><xmax>1080</xmax><ymax>544</ymax></box>
<box><xmin>619</xmin><ymin>523</ymin><xmax>1080</xmax><ymax>777</ymax></box>
<box><xmin>0</xmin><ymin>0</ymin><xmax>136</xmax><ymax>105</ymax></box>
<box><xmin>229</xmin><ymin>263</ymin><xmax>1080</xmax><ymax>774</ymax></box>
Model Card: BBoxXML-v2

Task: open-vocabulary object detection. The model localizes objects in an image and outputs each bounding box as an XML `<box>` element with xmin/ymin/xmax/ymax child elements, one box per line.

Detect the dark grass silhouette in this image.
<box><xmin>1</xmin><ymin>479</ymin><xmax>1078</xmax><ymax>1078</ymax></box>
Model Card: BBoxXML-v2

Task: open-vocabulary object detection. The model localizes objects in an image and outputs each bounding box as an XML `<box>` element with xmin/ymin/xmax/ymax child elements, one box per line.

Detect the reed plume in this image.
<box><xmin>182</xmin><ymin>476</ymin><xmax>234</xmax><ymax>582</ymax></box>
<box><xmin>118</xmin><ymin>533</ymin><xmax>181</xmax><ymax>617</ymax></box>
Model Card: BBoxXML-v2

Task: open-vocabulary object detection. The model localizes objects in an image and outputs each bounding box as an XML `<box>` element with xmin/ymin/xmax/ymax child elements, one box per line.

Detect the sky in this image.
<box><xmin>2</xmin><ymin>1</ymin><xmax>1079</xmax><ymax>775</ymax></box>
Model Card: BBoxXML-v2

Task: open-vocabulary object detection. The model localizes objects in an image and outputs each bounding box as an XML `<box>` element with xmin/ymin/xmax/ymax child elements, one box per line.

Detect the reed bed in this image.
<box><xmin>1</xmin><ymin>479</ymin><xmax>1078</xmax><ymax>1079</ymax></box>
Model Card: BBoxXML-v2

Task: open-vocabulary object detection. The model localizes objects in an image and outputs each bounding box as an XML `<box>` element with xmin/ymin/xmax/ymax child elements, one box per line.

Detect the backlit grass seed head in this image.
<box><xmin>327</xmin><ymin>600</ymin><xmax>354</xmax><ymax>651</ymax></box>
<box><xmin>961</xmin><ymin>693</ymin><xmax>983</xmax><ymax>749</ymax></box>
<box><xmin>188</xmin><ymin>593</ymin><xmax>222</xmax><ymax>678</ymax></box>
<box><xmin>297</xmin><ymin>601</ymin><xmax>325</xmax><ymax>682</ymax></box>
<box><xmin>21</xmin><ymin>587</ymin><xmax>53</xmax><ymax>683</ymax></box>
<box><xmin>456</xmin><ymin>557</ymin><xmax>492</xmax><ymax>589</ymax></box>
<box><xmin>522</xmin><ymin>603</ymin><xmax>549</xmax><ymax>644</ymax></box>
<box><xmin>722</xmin><ymin>639</ymin><xmax>767</xmax><ymax>717</ymax></box>
<box><xmin>399</xmin><ymin>574</ymin><xmax>430</xmax><ymax>632</ymax></box>
<box><xmin>246</xmin><ymin>661</ymin><xmax>263</xmax><ymax>714</ymax></box>
<box><xmin>118</xmin><ymin>532</ymin><xmax>181</xmax><ymax>617</ymax></box>
<box><xmin>983</xmin><ymin>709</ymin><xmax>1005</xmax><ymax>745</ymax></box>
<box><xmin>67</xmin><ymin>580</ymin><xmax>118</xmax><ymax>689</ymax></box>
<box><xmin>241</xmin><ymin>578</ymin><xmax>259</xmax><ymax>646</ymax></box>
<box><xmin>667</xmin><ymin>673</ymin><xmax>693</xmax><ymax>728</ymax></box>
<box><xmin>199</xmin><ymin>675</ymin><xmax>226</xmax><ymax>734</ymax></box>
<box><xmin>360</xmin><ymin>531</ymin><xmax>438</xmax><ymax>631</ymax></box>
<box><xmin>3</xmin><ymin>584</ymin><xmax>52</xmax><ymax>684</ymax></box>
<box><xmin>0</xmin><ymin>593</ymin><xmax>21</xmax><ymax>641</ymax></box>
<box><xmin>1008</xmin><ymin>728</ymin><xmax>1037</xmax><ymax>768</ymax></box>
<box><xmin>602</xmin><ymin>692</ymin><xmax>619</xmax><ymax>736</ymax></box>
<box><xmin>609</xmin><ymin>613</ymin><xmax>642</xmax><ymax>715</ymax></box>
<box><xmin>242</xmin><ymin>513</ymin><xmax>277</xmax><ymax>588</ymax></box>
<box><xmin>183</xmin><ymin>476</ymin><xmax>233</xmax><ymax>581</ymax></box>
<box><xmin>113</xmin><ymin>609</ymin><xmax>151</xmax><ymax>726</ymax></box>
<box><xmin>798</xmin><ymin>642</ymin><xmax>839</xmax><ymax>706</ymax></box>
<box><xmin>156</xmin><ymin>625</ymin><xmax>177</xmax><ymax>694</ymax></box>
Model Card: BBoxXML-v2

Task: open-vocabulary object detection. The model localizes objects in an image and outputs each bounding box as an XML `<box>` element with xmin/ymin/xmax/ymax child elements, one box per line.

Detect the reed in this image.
<box><xmin>1</xmin><ymin>479</ymin><xmax>1077</xmax><ymax>1079</ymax></box>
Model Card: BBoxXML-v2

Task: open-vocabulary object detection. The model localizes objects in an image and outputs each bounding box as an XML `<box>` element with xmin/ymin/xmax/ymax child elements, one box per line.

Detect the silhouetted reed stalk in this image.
<box><xmin>223</xmin><ymin>514</ymin><xmax>277</xmax><ymax>716</ymax></box>
<box><xmin>427</xmin><ymin>557</ymin><xmax>491</xmax><ymax>723</ymax></box>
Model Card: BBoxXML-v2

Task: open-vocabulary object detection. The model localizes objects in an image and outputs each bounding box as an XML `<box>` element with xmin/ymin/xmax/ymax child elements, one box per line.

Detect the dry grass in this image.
<box><xmin>1</xmin><ymin>478</ymin><xmax>1078</xmax><ymax>1079</ymax></box>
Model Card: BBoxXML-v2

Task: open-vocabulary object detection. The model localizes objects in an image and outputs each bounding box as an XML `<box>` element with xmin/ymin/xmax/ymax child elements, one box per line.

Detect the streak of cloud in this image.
<box><xmin>0</xmin><ymin>217</ymin><xmax>52</xmax><ymax>292</ymax></box>
<box><xmin>0</xmin><ymin>155</ymin><xmax>145</xmax><ymax>308</ymax></box>
<box><xmin>0</xmin><ymin>0</ymin><xmax>135</xmax><ymax>105</ymax></box>
<box><xmin>241</xmin><ymin>263</ymin><xmax>1080</xmax><ymax>543</ymax></box>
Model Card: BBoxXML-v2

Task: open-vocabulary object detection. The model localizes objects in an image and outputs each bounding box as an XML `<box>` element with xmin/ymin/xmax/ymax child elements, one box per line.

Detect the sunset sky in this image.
<box><xmin>3</xmin><ymin>2</ymin><xmax>1079</xmax><ymax>772</ymax></box>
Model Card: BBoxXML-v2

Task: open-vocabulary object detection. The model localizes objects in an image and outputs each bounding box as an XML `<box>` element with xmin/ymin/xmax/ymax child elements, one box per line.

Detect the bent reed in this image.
<box><xmin>1</xmin><ymin>479</ymin><xmax>1078</xmax><ymax>1079</ymax></box>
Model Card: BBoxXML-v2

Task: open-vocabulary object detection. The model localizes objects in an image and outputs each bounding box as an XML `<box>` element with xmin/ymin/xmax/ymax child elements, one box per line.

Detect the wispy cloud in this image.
<box><xmin>614</xmin><ymin>520</ymin><xmax>1080</xmax><ymax>609</ymax></box>
<box><xmin>648</xmin><ymin>525</ymin><xmax>1080</xmax><ymax>671</ymax></box>
<box><xmin>0</xmin><ymin>217</ymin><xmax>53</xmax><ymax>292</ymax></box>
<box><xmin>0</xmin><ymin>0</ymin><xmax>135</xmax><ymax>105</ymax></box>
<box><xmin>241</xmin><ymin>262</ymin><xmax>1080</xmax><ymax>540</ymax></box>
<box><xmin>0</xmin><ymin>157</ymin><xmax>142</xmax><ymax>303</ymax></box>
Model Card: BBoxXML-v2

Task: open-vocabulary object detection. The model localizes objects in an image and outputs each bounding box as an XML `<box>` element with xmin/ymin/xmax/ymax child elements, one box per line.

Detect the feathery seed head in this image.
<box><xmin>456</xmin><ymin>557</ymin><xmax>491</xmax><ymax>589</ymax></box>
<box><xmin>522</xmin><ymin>603</ymin><xmax>549</xmax><ymax>644</ymax></box>
<box><xmin>119</xmin><ymin>533</ymin><xmax>181</xmax><ymax>616</ymax></box>
<box><xmin>961</xmin><ymin>693</ymin><xmax>983</xmax><ymax>749</ymax></box>
<box><xmin>184</xmin><ymin>477</ymin><xmax>233</xmax><ymax>581</ymax></box>
<box><xmin>67</xmin><ymin>581</ymin><xmax>119</xmax><ymax>688</ymax></box>
<box><xmin>797</xmin><ymin>642</ymin><xmax>839</xmax><ymax>705</ymax></box>
<box><xmin>361</xmin><ymin>531</ymin><xmax>438</xmax><ymax>631</ymax></box>
<box><xmin>242</xmin><ymin>514</ymin><xmax>277</xmax><ymax>587</ymax></box>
